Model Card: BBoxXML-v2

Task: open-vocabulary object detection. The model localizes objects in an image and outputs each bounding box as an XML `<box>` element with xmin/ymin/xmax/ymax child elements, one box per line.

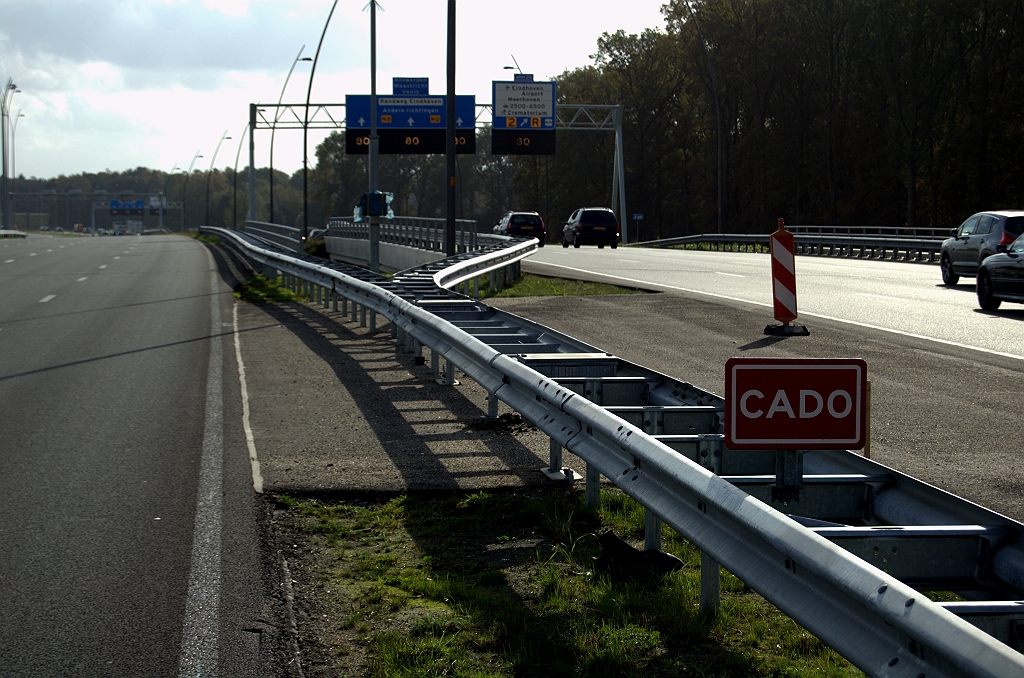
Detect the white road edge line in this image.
<box><xmin>715</xmin><ymin>271</ymin><xmax>745</xmax><ymax>278</ymax></box>
<box><xmin>233</xmin><ymin>302</ymin><xmax>264</xmax><ymax>493</ymax></box>
<box><xmin>531</xmin><ymin>261</ymin><xmax>1024</xmax><ymax>361</ymax></box>
<box><xmin>39</xmin><ymin>294</ymin><xmax>56</xmax><ymax>303</ymax></box>
<box><xmin>77</xmin><ymin>277</ymin><xmax>88</xmax><ymax>282</ymax></box>
<box><xmin>178</xmin><ymin>270</ymin><xmax>224</xmax><ymax>677</ymax></box>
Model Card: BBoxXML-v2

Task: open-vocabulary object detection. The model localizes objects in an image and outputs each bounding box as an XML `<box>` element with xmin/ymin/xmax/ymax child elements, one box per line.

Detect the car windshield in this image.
<box><xmin>582</xmin><ymin>211</ymin><xmax>618</xmax><ymax>226</ymax></box>
<box><xmin>511</xmin><ymin>214</ymin><xmax>541</xmax><ymax>226</ymax></box>
<box><xmin>1004</xmin><ymin>217</ymin><xmax>1024</xmax><ymax>236</ymax></box>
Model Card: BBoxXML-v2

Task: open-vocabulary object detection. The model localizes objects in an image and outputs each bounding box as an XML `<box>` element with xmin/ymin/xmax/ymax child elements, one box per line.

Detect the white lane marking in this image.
<box><xmin>233</xmin><ymin>302</ymin><xmax>264</xmax><ymax>493</ymax></box>
<box><xmin>4</xmin><ymin>259</ymin><xmax>13</xmax><ymax>263</ymax></box>
<box><xmin>715</xmin><ymin>271</ymin><xmax>745</xmax><ymax>278</ymax></box>
<box><xmin>178</xmin><ymin>268</ymin><xmax>224</xmax><ymax>677</ymax></box>
<box><xmin>114</xmin><ymin>256</ymin><xmax>121</xmax><ymax>260</ymax></box>
<box><xmin>99</xmin><ymin>264</ymin><xmax>108</xmax><ymax>269</ymax></box>
<box><xmin>46</xmin><ymin>249</ymin><xmax>53</xmax><ymax>252</ymax></box>
<box><xmin>77</xmin><ymin>277</ymin><xmax>89</xmax><ymax>282</ymax></box>
<box><xmin>29</xmin><ymin>253</ymin><xmax>37</xmax><ymax>257</ymax></box>
<box><xmin>39</xmin><ymin>294</ymin><xmax>57</xmax><ymax>303</ymax></box>
<box><xmin>617</xmin><ymin>259</ymin><xmax>640</xmax><ymax>263</ymax></box>
<box><xmin>857</xmin><ymin>292</ymin><xmax>909</xmax><ymax>302</ymax></box>
<box><xmin>531</xmin><ymin>261</ymin><xmax>1024</xmax><ymax>361</ymax></box>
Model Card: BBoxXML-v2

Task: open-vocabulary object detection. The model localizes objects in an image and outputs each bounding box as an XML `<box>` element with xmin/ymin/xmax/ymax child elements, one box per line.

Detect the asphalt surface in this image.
<box><xmin>0</xmin><ymin>234</ymin><xmax>283</xmax><ymax>676</ymax></box>
<box><xmin>503</xmin><ymin>245</ymin><xmax>1022</xmax><ymax>522</ymax></box>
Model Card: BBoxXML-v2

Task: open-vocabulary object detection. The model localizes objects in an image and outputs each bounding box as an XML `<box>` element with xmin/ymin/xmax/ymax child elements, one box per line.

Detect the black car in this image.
<box><xmin>561</xmin><ymin>207</ymin><xmax>620</xmax><ymax>249</ymax></box>
<box><xmin>976</xmin><ymin>234</ymin><xmax>1024</xmax><ymax>311</ymax></box>
<box><xmin>940</xmin><ymin>210</ymin><xmax>1024</xmax><ymax>285</ymax></box>
<box><xmin>493</xmin><ymin>211</ymin><xmax>546</xmax><ymax>246</ymax></box>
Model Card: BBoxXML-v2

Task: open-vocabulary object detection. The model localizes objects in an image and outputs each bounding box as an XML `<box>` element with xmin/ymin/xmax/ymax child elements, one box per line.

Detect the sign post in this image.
<box><xmin>632</xmin><ymin>213</ymin><xmax>644</xmax><ymax>243</ymax></box>
<box><xmin>765</xmin><ymin>218</ymin><xmax>809</xmax><ymax>335</ymax></box>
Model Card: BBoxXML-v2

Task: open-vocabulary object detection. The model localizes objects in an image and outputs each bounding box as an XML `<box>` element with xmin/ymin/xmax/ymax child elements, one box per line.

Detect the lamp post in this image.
<box><xmin>11</xmin><ymin>110</ymin><xmax>23</xmax><ymax>228</ymax></box>
<box><xmin>304</xmin><ymin>0</ymin><xmax>339</xmax><ymax>242</ymax></box>
<box><xmin>232</xmin><ymin>122</ymin><xmax>249</xmax><ymax>230</ymax></box>
<box><xmin>684</xmin><ymin>0</ymin><xmax>724</xmax><ymax>234</ymax></box>
<box><xmin>181</xmin><ymin>150</ymin><xmax>202</xmax><ymax>232</ymax></box>
<box><xmin>2</xmin><ymin>79</ymin><xmax>20</xmax><ymax>230</ymax></box>
<box><xmin>270</xmin><ymin>46</ymin><xmax>311</xmax><ymax>225</ymax></box>
<box><xmin>205</xmin><ymin>130</ymin><xmax>231</xmax><ymax>227</ymax></box>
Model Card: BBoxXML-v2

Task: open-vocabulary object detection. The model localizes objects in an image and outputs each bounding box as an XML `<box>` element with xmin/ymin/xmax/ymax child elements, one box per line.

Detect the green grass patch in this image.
<box><xmin>234</xmin><ymin>274</ymin><xmax>306</xmax><ymax>303</ymax></box>
<box><xmin>194</xmin><ymin>233</ymin><xmax>221</xmax><ymax>245</ymax></box>
<box><xmin>473</xmin><ymin>273</ymin><xmax>645</xmax><ymax>299</ymax></box>
<box><xmin>276</xmin><ymin>487</ymin><xmax>858</xmax><ymax>677</ymax></box>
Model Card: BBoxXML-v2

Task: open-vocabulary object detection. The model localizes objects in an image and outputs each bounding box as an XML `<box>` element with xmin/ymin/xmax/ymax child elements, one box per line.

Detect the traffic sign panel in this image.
<box><xmin>345</xmin><ymin>95</ymin><xmax>475</xmax><ymax>129</ymax></box>
<box><xmin>725</xmin><ymin>358</ymin><xmax>867</xmax><ymax>450</ymax></box>
<box><xmin>345</xmin><ymin>128</ymin><xmax>476</xmax><ymax>155</ymax></box>
<box><xmin>492</xmin><ymin>80</ymin><xmax>555</xmax><ymax>130</ymax></box>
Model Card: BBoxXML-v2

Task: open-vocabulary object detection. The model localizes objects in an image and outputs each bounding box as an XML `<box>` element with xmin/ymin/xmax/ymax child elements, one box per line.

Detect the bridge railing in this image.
<box><xmin>242</xmin><ymin>220</ymin><xmax>302</xmax><ymax>253</ymax></box>
<box><xmin>639</xmin><ymin>233</ymin><xmax>944</xmax><ymax>263</ymax></box>
<box><xmin>327</xmin><ymin>215</ymin><xmax>480</xmax><ymax>252</ymax></box>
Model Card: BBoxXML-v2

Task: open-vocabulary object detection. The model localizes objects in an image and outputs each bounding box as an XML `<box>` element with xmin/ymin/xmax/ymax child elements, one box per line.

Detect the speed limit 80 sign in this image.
<box><xmin>725</xmin><ymin>358</ymin><xmax>867</xmax><ymax>450</ymax></box>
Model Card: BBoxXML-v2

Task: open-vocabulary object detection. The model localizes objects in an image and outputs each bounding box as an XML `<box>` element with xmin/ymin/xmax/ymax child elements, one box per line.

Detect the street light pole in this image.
<box><xmin>270</xmin><ymin>45</ymin><xmax>310</xmax><ymax>225</ymax></box>
<box><xmin>11</xmin><ymin>110</ymin><xmax>23</xmax><ymax>228</ymax></box>
<box><xmin>182</xmin><ymin>150</ymin><xmax>202</xmax><ymax>232</ymax></box>
<box><xmin>1</xmin><ymin>79</ymin><xmax>19</xmax><ymax>230</ymax></box>
<box><xmin>368</xmin><ymin>0</ymin><xmax>381</xmax><ymax>272</ymax></box>
<box><xmin>232</xmin><ymin>122</ymin><xmax>248</xmax><ymax>230</ymax></box>
<box><xmin>205</xmin><ymin>130</ymin><xmax>230</xmax><ymax>227</ymax></box>
<box><xmin>304</xmin><ymin>0</ymin><xmax>339</xmax><ymax>243</ymax></box>
<box><xmin>684</xmin><ymin>0</ymin><xmax>724</xmax><ymax>234</ymax></box>
<box><xmin>444</xmin><ymin>0</ymin><xmax>456</xmax><ymax>256</ymax></box>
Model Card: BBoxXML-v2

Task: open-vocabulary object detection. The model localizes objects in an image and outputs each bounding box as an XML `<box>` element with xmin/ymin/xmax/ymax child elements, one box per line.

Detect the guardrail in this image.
<box><xmin>243</xmin><ymin>220</ymin><xmax>302</xmax><ymax>253</ymax></box>
<box><xmin>0</xmin><ymin>229</ymin><xmax>28</xmax><ymax>239</ymax></box>
<box><xmin>203</xmin><ymin>225</ymin><xmax>1024</xmax><ymax>677</ymax></box>
<box><xmin>638</xmin><ymin>233</ymin><xmax>943</xmax><ymax>263</ymax></box>
<box><xmin>327</xmin><ymin>215</ymin><xmax>480</xmax><ymax>252</ymax></box>
<box><xmin>787</xmin><ymin>225</ymin><xmax>949</xmax><ymax>239</ymax></box>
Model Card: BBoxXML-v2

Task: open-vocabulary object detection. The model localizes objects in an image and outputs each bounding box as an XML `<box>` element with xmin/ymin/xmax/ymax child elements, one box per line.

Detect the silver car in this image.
<box><xmin>940</xmin><ymin>210</ymin><xmax>1024</xmax><ymax>285</ymax></box>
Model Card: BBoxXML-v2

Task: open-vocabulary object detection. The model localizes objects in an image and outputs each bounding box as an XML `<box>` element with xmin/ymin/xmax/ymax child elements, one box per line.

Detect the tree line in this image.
<box><xmin>14</xmin><ymin>0</ymin><xmax>1021</xmax><ymax>240</ymax></box>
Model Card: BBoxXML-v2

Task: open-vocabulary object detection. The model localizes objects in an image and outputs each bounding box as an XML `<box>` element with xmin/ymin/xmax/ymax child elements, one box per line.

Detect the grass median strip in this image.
<box><xmin>476</xmin><ymin>273</ymin><xmax>646</xmax><ymax>299</ymax></box>
<box><xmin>273</xmin><ymin>486</ymin><xmax>857</xmax><ymax>677</ymax></box>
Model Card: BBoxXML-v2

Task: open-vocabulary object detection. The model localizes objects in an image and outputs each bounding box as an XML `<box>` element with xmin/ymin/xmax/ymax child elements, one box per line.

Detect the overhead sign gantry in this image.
<box><xmin>491</xmin><ymin>74</ymin><xmax>556</xmax><ymax>155</ymax></box>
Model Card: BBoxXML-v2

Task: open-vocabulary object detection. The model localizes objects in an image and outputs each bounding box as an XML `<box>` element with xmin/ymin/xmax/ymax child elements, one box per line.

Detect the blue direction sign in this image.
<box><xmin>345</xmin><ymin>95</ymin><xmax>475</xmax><ymax>129</ymax></box>
<box><xmin>392</xmin><ymin>77</ymin><xmax>429</xmax><ymax>96</ymax></box>
<box><xmin>109</xmin><ymin>199</ymin><xmax>144</xmax><ymax>215</ymax></box>
<box><xmin>492</xmin><ymin>80</ymin><xmax>555</xmax><ymax>130</ymax></box>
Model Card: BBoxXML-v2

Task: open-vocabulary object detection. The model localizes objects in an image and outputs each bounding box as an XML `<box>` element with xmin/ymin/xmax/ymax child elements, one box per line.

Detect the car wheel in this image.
<box><xmin>977</xmin><ymin>271</ymin><xmax>1001</xmax><ymax>311</ymax></box>
<box><xmin>598</xmin><ymin>244</ymin><xmax>604</xmax><ymax>249</ymax></box>
<box><xmin>537</xmin><ymin>238</ymin><xmax>545</xmax><ymax>248</ymax></box>
<box><xmin>611</xmin><ymin>241</ymin><xmax>618</xmax><ymax>249</ymax></box>
<box><xmin>573</xmin><ymin>235</ymin><xmax>581</xmax><ymax>249</ymax></box>
<box><xmin>562</xmin><ymin>236</ymin><xmax>569</xmax><ymax>248</ymax></box>
<box><xmin>940</xmin><ymin>255</ymin><xmax>959</xmax><ymax>286</ymax></box>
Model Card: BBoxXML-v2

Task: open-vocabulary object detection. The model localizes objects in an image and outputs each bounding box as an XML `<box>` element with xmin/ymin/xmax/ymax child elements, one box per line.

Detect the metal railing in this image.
<box><xmin>203</xmin><ymin>226</ymin><xmax>1024</xmax><ymax>677</ymax></box>
<box><xmin>243</xmin><ymin>220</ymin><xmax>302</xmax><ymax>253</ymax></box>
<box><xmin>787</xmin><ymin>225</ymin><xmax>949</xmax><ymax>239</ymax></box>
<box><xmin>639</xmin><ymin>233</ymin><xmax>944</xmax><ymax>263</ymax></box>
<box><xmin>327</xmin><ymin>215</ymin><xmax>480</xmax><ymax>252</ymax></box>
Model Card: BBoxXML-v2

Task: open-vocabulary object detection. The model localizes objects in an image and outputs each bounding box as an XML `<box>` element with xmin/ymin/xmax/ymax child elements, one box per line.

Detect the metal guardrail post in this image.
<box><xmin>700</xmin><ymin>552</ymin><xmax>721</xmax><ymax>620</ymax></box>
<box><xmin>369</xmin><ymin>311</ymin><xmax>376</xmax><ymax>334</ymax></box>
<box><xmin>332</xmin><ymin>283</ymin><xmax>338</xmax><ymax>312</ymax></box>
<box><xmin>486</xmin><ymin>392</ymin><xmax>499</xmax><ymax>418</ymax></box>
<box><xmin>644</xmin><ymin>510</ymin><xmax>662</xmax><ymax>552</ymax></box>
<box><xmin>547</xmin><ymin>438</ymin><xmax>562</xmax><ymax>477</ymax></box>
<box><xmin>430</xmin><ymin>349</ymin><xmax>439</xmax><ymax>376</ymax></box>
<box><xmin>586</xmin><ymin>464</ymin><xmax>601</xmax><ymax>509</ymax></box>
<box><xmin>360</xmin><ymin>305</ymin><xmax>366</xmax><ymax>328</ymax></box>
<box><xmin>444</xmin><ymin>358</ymin><xmax>456</xmax><ymax>386</ymax></box>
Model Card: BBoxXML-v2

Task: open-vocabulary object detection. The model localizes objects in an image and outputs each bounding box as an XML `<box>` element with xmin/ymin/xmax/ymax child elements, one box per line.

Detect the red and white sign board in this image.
<box><xmin>725</xmin><ymin>358</ymin><xmax>867</xmax><ymax>450</ymax></box>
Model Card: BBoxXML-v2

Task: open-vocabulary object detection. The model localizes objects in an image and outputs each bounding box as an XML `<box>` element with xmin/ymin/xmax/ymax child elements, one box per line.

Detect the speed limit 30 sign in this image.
<box><xmin>725</xmin><ymin>358</ymin><xmax>867</xmax><ymax>450</ymax></box>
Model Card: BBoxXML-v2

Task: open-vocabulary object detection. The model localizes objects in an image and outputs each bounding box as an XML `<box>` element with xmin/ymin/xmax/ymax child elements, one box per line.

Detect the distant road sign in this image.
<box><xmin>633</xmin><ymin>213</ymin><xmax>644</xmax><ymax>221</ymax></box>
<box><xmin>725</xmin><ymin>358</ymin><xmax>867</xmax><ymax>450</ymax></box>
<box><xmin>492</xmin><ymin>80</ymin><xmax>555</xmax><ymax>130</ymax></box>
<box><xmin>345</xmin><ymin>128</ymin><xmax>475</xmax><ymax>155</ymax></box>
<box><xmin>491</xmin><ymin>129</ymin><xmax>555</xmax><ymax>155</ymax></box>
<box><xmin>392</xmin><ymin>77</ymin><xmax>429</xmax><ymax>96</ymax></box>
<box><xmin>110</xmin><ymin>200</ymin><xmax>144</xmax><ymax>215</ymax></box>
<box><xmin>345</xmin><ymin>95</ymin><xmax>475</xmax><ymax>130</ymax></box>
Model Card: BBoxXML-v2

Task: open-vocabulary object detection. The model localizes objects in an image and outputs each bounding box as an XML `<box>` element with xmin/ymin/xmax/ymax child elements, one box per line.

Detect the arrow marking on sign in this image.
<box><xmin>358</xmin><ymin>117</ymin><xmax>365</xmax><ymax>126</ymax></box>
<box><xmin>407</xmin><ymin>117</ymin><xmax>415</xmax><ymax>125</ymax></box>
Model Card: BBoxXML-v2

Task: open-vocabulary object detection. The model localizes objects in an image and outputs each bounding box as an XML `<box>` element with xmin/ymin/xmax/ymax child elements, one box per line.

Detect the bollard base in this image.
<box><xmin>764</xmin><ymin>323</ymin><xmax>810</xmax><ymax>336</ymax></box>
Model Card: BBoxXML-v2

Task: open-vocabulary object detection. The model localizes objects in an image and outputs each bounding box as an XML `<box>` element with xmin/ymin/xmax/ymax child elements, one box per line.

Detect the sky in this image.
<box><xmin>1</xmin><ymin>0</ymin><xmax>669</xmax><ymax>181</ymax></box>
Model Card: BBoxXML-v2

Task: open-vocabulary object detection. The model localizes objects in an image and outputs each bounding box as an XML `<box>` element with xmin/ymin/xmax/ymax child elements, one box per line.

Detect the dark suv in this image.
<box><xmin>940</xmin><ymin>210</ymin><xmax>1024</xmax><ymax>285</ymax></box>
<box><xmin>561</xmin><ymin>207</ymin><xmax>620</xmax><ymax>249</ymax></box>
<box><xmin>493</xmin><ymin>211</ymin><xmax>546</xmax><ymax>246</ymax></box>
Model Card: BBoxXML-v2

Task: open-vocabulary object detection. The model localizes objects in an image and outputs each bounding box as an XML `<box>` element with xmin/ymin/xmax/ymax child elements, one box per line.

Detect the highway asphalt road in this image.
<box><xmin>528</xmin><ymin>244</ymin><xmax>1024</xmax><ymax>359</ymax></box>
<box><xmin>494</xmin><ymin>244</ymin><xmax>1023</xmax><ymax>521</ymax></box>
<box><xmin>0</xmin><ymin>235</ymin><xmax>281</xmax><ymax>676</ymax></box>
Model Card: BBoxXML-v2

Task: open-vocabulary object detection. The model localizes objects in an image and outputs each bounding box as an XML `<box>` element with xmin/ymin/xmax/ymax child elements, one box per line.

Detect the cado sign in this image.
<box><xmin>725</xmin><ymin>358</ymin><xmax>867</xmax><ymax>450</ymax></box>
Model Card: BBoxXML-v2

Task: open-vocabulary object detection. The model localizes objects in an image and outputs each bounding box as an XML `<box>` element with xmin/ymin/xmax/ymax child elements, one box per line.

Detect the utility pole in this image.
<box><xmin>444</xmin><ymin>0</ymin><xmax>456</xmax><ymax>256</ymax></box>
<box><xmin>368</xmin><ymin>0</ymin><xmax>380</xmax><ymax>272</ymax></box>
